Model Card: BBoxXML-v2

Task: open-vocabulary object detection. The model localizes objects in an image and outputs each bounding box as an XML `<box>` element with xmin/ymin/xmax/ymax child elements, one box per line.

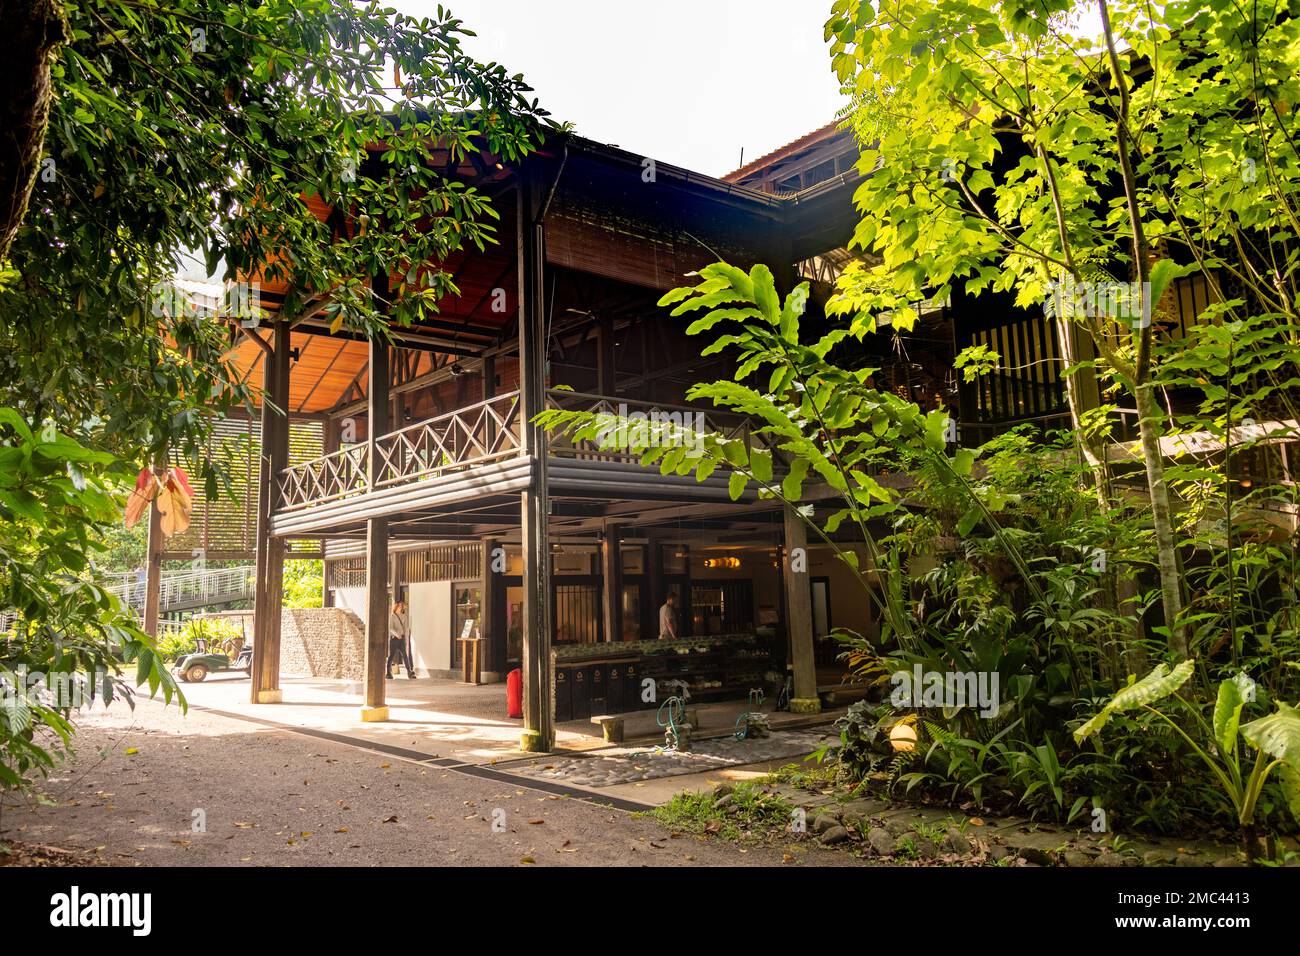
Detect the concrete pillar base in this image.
<box><xmin>360</xmin><ymin>705</ymin><xmax>389</xmax><ymax>723</ymax></box>
<box><xmin>519</xmin><ymin>730</ymin><xmax>551</xmax><ymax>753</ymax></box>
<box><xmin>789</xmin><ymin>697</ymin><xmax>822</xmax><ymax>714</ymax></box>
<box><xmin>255</xmin><ymin>689</ymin><xmax>282</xmax><ymax>704</ymax></box>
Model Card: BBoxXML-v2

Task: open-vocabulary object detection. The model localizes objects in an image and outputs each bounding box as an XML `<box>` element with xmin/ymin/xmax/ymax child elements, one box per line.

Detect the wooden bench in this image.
<box><xmin>591</xmin><ymin>715</ymin><xmax>624</xmax><ymax>743</ymax></box>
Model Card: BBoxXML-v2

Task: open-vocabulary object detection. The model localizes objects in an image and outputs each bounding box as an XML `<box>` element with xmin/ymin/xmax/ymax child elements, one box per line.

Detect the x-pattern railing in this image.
<box><xmin>374</xmin><ymin>391</ymin><xmax>522</xmax><ymax>487</ymax></box>
<box><xmin>278</xmin><ymin>444</ymin><xmax>368</xmax><ymax>509</ymax></box>
<box><xmin>273</xmin><ymin>388</ymin><xmax>775</xmax><ymax>511</ymax></box>
<box><xmin>544</xmin><ymin>390</ymin><xmax>772</xmax><ymax>465</ymax></box>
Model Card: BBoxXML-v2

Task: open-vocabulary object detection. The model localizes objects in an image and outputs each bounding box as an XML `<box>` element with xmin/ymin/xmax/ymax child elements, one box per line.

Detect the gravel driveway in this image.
<box><xmin>1</xmin><ymin>698</ymin><xmax>859</xmax><ymax>868</ymax></box>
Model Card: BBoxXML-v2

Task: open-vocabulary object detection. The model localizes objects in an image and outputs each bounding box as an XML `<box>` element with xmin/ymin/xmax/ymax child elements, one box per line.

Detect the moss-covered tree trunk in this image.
<box><xmin>0</xmin><ymin>0</ymin><xmax>66</xmax><ymax>261</ymax></box>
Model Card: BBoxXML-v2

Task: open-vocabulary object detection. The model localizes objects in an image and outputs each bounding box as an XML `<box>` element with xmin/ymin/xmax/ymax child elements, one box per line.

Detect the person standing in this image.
<box><xmin>658</xmin><ymin>591</ymin><xmax>678</xmax><ymax>640</ymax></box>
<box><xmin>386</xmin><ymin>600</ymin><xmax>415</xmax><ymax>679</ymax></box>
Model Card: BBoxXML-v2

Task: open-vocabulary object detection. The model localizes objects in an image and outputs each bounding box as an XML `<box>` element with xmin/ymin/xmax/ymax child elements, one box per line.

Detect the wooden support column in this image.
<box><xmin>597</xmin><ymin>315</ymin><xmax>616</xmax><ymax>397</ymax></box>
<box><xmin>482</xmin><ymin>354</ymin><xmax>496</xmax><ymax>450</ymax></box>
<box><xmin>647</xmin><ymin>531</ymin><xmax>663</xmax><ymax>622</ymax></box>
<box><xmin>142</xmin><ymin>481</ymin><xmax>163</xmax><ymax>638</ymax></box>
<box><xmin>518</xmin><ymin>169</ymin><xmax>554</xmax><ymax>752</ymax></box>
<box><xmin>783</xmin><ymin>506</ymin><xmax>820</xmax><ymax>714</ymax></box>
<box><xmin>362</xmin><ymin>320</ymin><xmax>391</xmax><ymax>722</ymax></box>
<box><xmin>250</xmin><ymin>321</ymin><xmax>289</xmax><ymax>703</ymax></box>
<box><xmin>600</xmin><ymin>523</ymin><xmax>622</xmax><ymax>643</ymax></box>
<box><xmin>482</xmin><ymin>537</ymin><xmax>502</xmax><ymax>677</ymax></box>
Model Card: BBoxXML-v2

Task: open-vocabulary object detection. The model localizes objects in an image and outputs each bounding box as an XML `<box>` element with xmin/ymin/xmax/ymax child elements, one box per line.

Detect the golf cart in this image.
<box><xmin>174</xmin><ymin>636</ymin><xmax>252</xmax><ymax>683</ymax></box>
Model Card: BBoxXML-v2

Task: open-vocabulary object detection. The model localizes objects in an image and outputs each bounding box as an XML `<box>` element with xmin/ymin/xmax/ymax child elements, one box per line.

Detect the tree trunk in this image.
<box><xmin>0</xmin><ymin>0</ymin><xmax>66</xmax><ymax>261</ymax></box>
<box><xmin>1054</xmin><ymin>314</ymin><xmax>1112</xmax><ymax>506</ymax></box>
<box><xmin>1134</xmin><ymin>382</ymin><xmax>1187</xmax><ymax>657</ymax></box>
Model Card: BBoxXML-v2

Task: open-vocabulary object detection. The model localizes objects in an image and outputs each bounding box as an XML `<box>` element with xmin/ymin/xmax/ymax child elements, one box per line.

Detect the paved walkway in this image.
<box><xmin>176</xmin><ymin>674</ymin><xmax>841</xmax><ymax>770</ymax></box>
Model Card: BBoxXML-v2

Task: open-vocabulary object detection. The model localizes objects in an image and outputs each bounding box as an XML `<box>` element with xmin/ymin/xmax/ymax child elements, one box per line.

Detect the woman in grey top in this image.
<box><xmin>386</xmin><ymin>601</ymin><xmax>415</xmax><ymax>679</ymax></box>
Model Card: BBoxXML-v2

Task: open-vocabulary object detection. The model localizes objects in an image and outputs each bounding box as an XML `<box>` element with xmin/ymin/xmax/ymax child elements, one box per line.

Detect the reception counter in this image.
<box><xmin>551</xmin><ymin>630</ymin><xmax>782</xmax><ymax>721</ymax></box>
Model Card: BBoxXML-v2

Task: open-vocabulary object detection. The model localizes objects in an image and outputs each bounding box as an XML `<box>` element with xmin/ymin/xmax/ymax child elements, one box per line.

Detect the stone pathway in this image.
<box><xmin>512</xmin><ymin>729</ymin><xmax>834</xmax><ymax>788</ymax></box>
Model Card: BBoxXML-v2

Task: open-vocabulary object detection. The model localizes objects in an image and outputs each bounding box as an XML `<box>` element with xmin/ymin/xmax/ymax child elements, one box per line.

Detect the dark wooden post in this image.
<box><xmin>482</xmin><ymin>354</ymin><xmax>496</xmax><ymax>453</ymax></box>
<box><xmin>597</xmin><ymin>315</ymin><xmax>616</xmax><ymax>397</ymax></box>
<box><xmin>481</xmin><ymin>536</ymin><xmax>501</xmax><ymax>677</ymax></box>
<box><xmin>250</xmin><ymin>321</ymin><xmax>289</xmax><ymax>703</ymax></box>
<box><xmin>783</xmin><ymin>505</ymin><xmax>820</xmax><ymax>713</ymax></box>
<box><xmin>647</xmin><ymin>531</ymin><xmax>663</xmax><ymax>628</ymax></box>
<box><xmin>600</xmin><ymin>523</ymin><xmax>622</xmax><ymax>643</ymax></box>
<box><xmin>518</xmin><ymin>169</ymin><xmax>553</xmax><ymax>752</ymax></box>
<box><xmin>142</xmin><ymin>479</ymin><xmax>163</xmax><ymax>638</ymax></box>
<box><xmin>362</xmin><ymin>310</ymin><xmax>391</xmax><ymax>721</ymax></box>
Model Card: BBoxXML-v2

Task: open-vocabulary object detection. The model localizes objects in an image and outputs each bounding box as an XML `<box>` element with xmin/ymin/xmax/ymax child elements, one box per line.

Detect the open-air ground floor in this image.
<box><xmin>150</xmin><ymin>672</ymin><xmax>848</xmax><ymax>801</ymax></box>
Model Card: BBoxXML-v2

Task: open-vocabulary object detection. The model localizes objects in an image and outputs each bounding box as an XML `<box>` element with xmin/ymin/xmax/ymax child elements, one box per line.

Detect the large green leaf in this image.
<box><xmin>1212</xmin><ymin>672</ymin><xmax>1254</xmax><ymax>757</ymax></box>
<box><xmin>749</xmin><ymin>264</ymin><xmax>780</xmax><ymax>325</ymax></box>
<box><xmin>1241</xmin><ymin>703</ymin><xmax>1300</xmax><ymax>771</ymax></box>
<box><xmin>781</xmin><ymin>457</ymin><xmax>810</xmax><ymax>502</ymax></box>
<box><xmin>1279</xmin><ymin>764</ymin><xmax>1300</xmax><ymax>826</ymax></box>
<box><xmin>1148</xmin><ymin>259</ymin><xmax>1197</xmax><ymax>311</ymax></box>
<box><xmin>1074</xmin><ymin>660</ymin><xmax>1195</xmax><ymax>742</ymax></box>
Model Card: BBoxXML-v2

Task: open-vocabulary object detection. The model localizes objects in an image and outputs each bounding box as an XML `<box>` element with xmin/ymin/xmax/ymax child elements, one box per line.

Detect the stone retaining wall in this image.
<box><xmin>206</xmin><ymin>608</ymin><xmax>366</xmax><ymax>680</ymax></box>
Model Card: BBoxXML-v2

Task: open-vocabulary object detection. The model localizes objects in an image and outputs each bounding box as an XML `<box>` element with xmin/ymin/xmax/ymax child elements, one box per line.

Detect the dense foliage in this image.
<box><xmin>0</xmin><ymin>0</ymin><xmax>546</xmax><ymax>797</ymax></box>
<box><xmin>0</xmin><ymin>412</ymin><xmax>181</xmax><ymax>792</ymax></box>
<box><xmin>541</xmin><ymin>0</ymin><xmax>1300</xmax><ymax>859</ymax></box>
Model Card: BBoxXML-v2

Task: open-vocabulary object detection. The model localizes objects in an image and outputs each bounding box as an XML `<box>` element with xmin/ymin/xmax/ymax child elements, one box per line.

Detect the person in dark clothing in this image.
<box><xmin>386</xmin><ymin>600</ymin><xmax>416</xmax><ymax>679</ymax></box>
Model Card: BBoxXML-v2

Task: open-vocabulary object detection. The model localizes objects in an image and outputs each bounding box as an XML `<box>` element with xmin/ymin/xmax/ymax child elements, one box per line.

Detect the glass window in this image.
<box><xmin>621</xmin><ymin>583</ymin><xmax>642</xmax><ymax>641</ymax></box>
<box><xmin>690</xmin><ymin>580</ymin><xmax>754</xmax><ymax>635</ymax></box>
<box><xmin>452</xmin><ymin>584</ymin><xmax>481</xmax><ymax>666</ymax></box>
<box><xmin>661</xmin><ymin>546</ymin><xmax>687</xmax><ymax>575</ymax></box>
<box><xmin>620</xmin><ymin>545</ymin><xmax>644</xmax><ymax>575</ymax></box>
<box><xmin>554</xmin><ymin>583</ymin><xmax>599</xmax><ymax>644</ymax></box>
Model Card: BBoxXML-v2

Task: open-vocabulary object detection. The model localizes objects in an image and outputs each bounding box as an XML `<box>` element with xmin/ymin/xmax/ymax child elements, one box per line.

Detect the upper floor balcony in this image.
<box><xmin>269</xmin><ymin>389</ymin><xmax>772</xmax><ymax>536</ymax></box>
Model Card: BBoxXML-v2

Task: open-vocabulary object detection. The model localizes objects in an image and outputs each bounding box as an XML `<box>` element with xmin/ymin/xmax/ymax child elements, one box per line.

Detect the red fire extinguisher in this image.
<box><xmin>506</xmin><ymin>668</ymin><xmax>523</xmax><ymax>719</ymax></box>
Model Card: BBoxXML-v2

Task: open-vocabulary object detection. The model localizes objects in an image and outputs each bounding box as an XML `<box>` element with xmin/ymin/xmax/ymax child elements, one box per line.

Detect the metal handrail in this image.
<box><xmin>105</xmin><ymin>565</ymin><xmax>255</xmax><ymax>612</ymax></box>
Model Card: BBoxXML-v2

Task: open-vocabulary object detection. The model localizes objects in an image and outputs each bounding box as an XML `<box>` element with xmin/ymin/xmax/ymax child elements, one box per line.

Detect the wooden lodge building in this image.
<box><xmin>170</xmin><ymin>118</ymin><xmax>1273</xmax><ymax>753</ymax></box>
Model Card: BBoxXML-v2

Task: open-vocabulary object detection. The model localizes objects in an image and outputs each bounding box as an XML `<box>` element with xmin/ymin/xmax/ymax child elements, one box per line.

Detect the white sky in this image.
<box><xmin>399</xmin><ymin>0</ymin><xmax>848</xmax><ymax>177</ymax></box>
